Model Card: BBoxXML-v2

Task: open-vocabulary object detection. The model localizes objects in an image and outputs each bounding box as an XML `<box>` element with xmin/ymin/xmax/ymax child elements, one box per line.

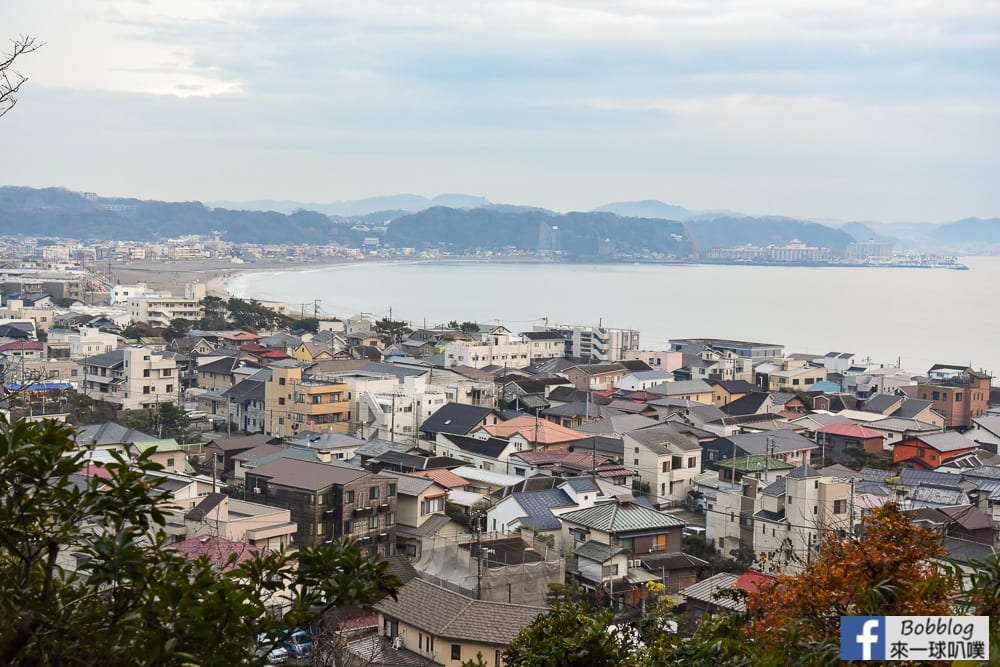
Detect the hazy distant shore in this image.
<box><xmin>110</xmin><ymin>257</ymin><xmax>362</xmax><ymax>298</ymax></box>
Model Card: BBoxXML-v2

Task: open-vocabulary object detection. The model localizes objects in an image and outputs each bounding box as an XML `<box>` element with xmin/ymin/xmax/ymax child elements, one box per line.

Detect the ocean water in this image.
<box><xmin>227</xmin><ymin>256</ymin><xmax>1000</xmax><ymax>377</ymax></box>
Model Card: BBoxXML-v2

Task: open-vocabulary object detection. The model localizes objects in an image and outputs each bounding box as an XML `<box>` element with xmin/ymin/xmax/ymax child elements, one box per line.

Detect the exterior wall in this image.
<box><xmin>443</xmin><ymin>338</ymin><xmax>532</xmax><ymax>369</ymax></box>
<box><xmin>110</xmin><ymin>282</ymin><xmax>149</xmax><ymax>306</ymax></box>
<box><xmin>892</xmin><ymin>438</ymin><xmax>976</xmax><ymax>467</ymax></box>
<box><xmin>576</xmin><ymin>550</ymin><xmax>630</xmax><ymax>586</ymax></box>
<box><xmin>522</xmin><ymin>337</ymin><xmax>567</xmax><ymax>360</ymax></box>
<box><xmin>82</xmin><ymin>347</ymin><xmax>178</xmax><ymax>410</ymax></box>
<box><xmin>917</xmin><ymin>377</ymin><xmax>991</xmax><ymax>429</ymax></box>
<box><xmin>244</xmin><ymin>473</ymin><xmax>397</xmax><ymax>553</ymax></box>
<box><xmin>382</xmin><ymin>618</ymin><xmax>509</xmax><ymax>667</ymax></box>
<box><xmin>264</xmin><ymin>366</ymin><xmax>350</xmax><ymax>436</ymax></box>
<box><xmin>624</xmin><ymin>349</ymin><xmax>682</xmax><ymax>372</ymax></box>
<box><xmin>128</xmin><ymin>294</ymin><xmax>203</xmax><ymax>327</ymax></box>
<box><xmin>47</xmin><ymin>327</ymin><xmax>118</xmax><ymax>359</ymax></box>
<box><xmin>624</xmin><ymin>435</ymin><xmax>701</xmax><ymax>506</ymax></box>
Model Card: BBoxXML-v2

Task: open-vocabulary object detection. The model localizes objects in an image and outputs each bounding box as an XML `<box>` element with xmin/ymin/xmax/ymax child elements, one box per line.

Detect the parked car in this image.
<box><xmin>284</xmin><ymin>629</ymin><xmax>313</xmax><ymax>660</ymax></box>
<box><xmin>256</xmin><ymin>634</ymin><xmax>289</xmax><ymax>664</ymax></box>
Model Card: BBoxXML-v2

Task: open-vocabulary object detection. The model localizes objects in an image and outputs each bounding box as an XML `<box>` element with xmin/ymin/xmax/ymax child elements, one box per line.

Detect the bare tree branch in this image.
<box><xmin>0</xmin><ymin>35</ymin><xmax>44</xmax><ymax>118</ymax></box>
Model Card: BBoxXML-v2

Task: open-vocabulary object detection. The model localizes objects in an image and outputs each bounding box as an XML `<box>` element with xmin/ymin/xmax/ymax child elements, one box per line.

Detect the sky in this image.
<box><xmin>1</xmin><ymin>0</ymin><xmax>999</xmax><ymax>222</ymax></box>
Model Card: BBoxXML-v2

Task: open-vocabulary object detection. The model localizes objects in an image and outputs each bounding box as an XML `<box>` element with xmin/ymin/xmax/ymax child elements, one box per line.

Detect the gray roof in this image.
<box><xmin>761</xmin><ymin>477</ymin><xmax>787</xmax><ymax>496</ymax></box>
<box><xmin>786</xmin><ymin>464</ymin><xmax>821</xmax><ymax>479</ymax></box>
<box><xmin>73</xmin><ymin>421</ymin><xmax>155</xmax><ymax>446</ymax></box>
<box><xmin>894</xmin><ymin>399</ymin><xmax>934</xmax><ymax>419</ymax></box>
<box><xmin>85</xmin><ymin>349</ymin><xmax>125</xmax><ymax>368</ymax></box>
<box><xmin>865</xmin><ymin>417</ymin><xmax>941</xmax><ymax>433</ymax></box>
<box><xmin>374</xmin><ymin>578</ymin><xmax>544</xmax><ymax>645</ymax></box>
<box><xmin>911</xmin><ymin>431</ymin><xmax>977</xmax><ymax>453</ymax></box>
<box><xmin>574</xmin><ymin>541</ymin><xmax>626</xmax><ymax>563</ymax></box>
<box><xmin>559</xmin><ymin>500</ymin><xmax>686</xmax><ymax>533</ymax></box>
<box><xmin>385</xmin><ymin>472</ymin><xmax>437</xmax><ymax>496</ymax></box>
<box><xmin>438</xmin><ymin>433</ymin><xmax>510</xmax><ymax>459</ymax></box>
<box><xmin>511</xmin><ymin>489</ymin><xmax>575</xmax><ymax>530</ymax></box>
<box><xmin>357</xmin><ymin>362</ymin><xmax>429</xmax><ymax>381</ymax></box>
<box><xmin>625</xmin><ymin>423</ymin><xmax>701</xmax><ymax>453</ymax></box>
<box><xmin>574</xmin><ymin>414</ymin><xmax>658</xmax><ymax>435</ymax></box>
<box><xmin>716</xmin><ymin>429</ymin><xmax>817</xmax><ymax>456</ymax></box>
<box><xmin>420</xmin><ymin>402</ymin><xmax>495</xmax><ymax>436</ymax></box>
<box><xmin>973</xmin><ymin>416</ymin><xmax>1000</xmax><ymax>436</ymax></box>
<box><xmin>542</xmin><ymin>401</ymin><xmax>623</xmax><ymax>419</ymax></box>
<box><xmin>220</xmin><ymin>377</ymin><xmax>266</xmax><ymax>403</ymax></box>
<box><xmin>287</xmin><ymin>431</ymin><xmax>366</xmax><ymax>450</ymax></box>
<box><xmin>246</xmin><ymin>458</ymin><xmax>370</xmax><ymax>491</ymax></box>
<box><xmin>678</xmin><ymin>572</ymin><xmax>743</xmax><ymax>611</ymax></box>
<box><xmin>648</xmin><ymin>379</ymin><xmax>714</xmax><ymax>397</ymax></box>
<box><xmin>564</xmin><ymin>477</ymin><xmax>601</xmax><ymax>492</ymax></box>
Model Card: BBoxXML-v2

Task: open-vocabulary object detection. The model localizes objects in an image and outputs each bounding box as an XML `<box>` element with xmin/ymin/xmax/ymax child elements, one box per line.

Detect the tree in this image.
<box><xmin>227</xmin><ymin>297</ymin><xmax>292</xmax><ymax>332</ymax></box>
<box><xmin>503</xmin><ymin>600</ymin><xmax>640</xmax><ymax>667</ymax></box>
<box><xmin>166</xmin><ymin>318</ymin><xmax>193</xmax><ymax>340</ymax></box>
<box><xmin>0</xmin><ymin>415</ymin><xmax>401</xmax><ymax>665</ymax></box>
<box><xmin>198</xmin><ymin>295</ymin><xmax>229</xmax><ymax>330</ymax></box>
<box><xmin>118</xmin><ymin>402</ymin><xmax>199</xmax><ymax>443</ymax></box>
<box><xmin>1</xmin><ymin>36</ymin><xmax>42</xmax><ymax>117</ymax></box>
<box><xmin>741</xmin><ymin>503</ymin><xmax>958</xmax><ymax>664</ymax></box>
<box><xmin>373</xmin><ymin>317</ymin><xmax>412</xmax><ymax>344</ymax></box>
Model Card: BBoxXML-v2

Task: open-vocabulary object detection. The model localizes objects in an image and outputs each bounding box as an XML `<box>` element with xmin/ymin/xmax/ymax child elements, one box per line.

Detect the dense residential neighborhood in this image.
<box><xmin>2</xmin><ymin>256</ymin><xmax>1000</xmax><ymax>665</ymax></box>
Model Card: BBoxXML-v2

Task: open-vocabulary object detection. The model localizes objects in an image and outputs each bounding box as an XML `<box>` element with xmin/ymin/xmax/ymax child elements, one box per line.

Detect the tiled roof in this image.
<box><xmin>438</xmin><ymin>433</ymin><xmax>510</xmax><ymax>459</ymax></box>
<box><xmin>386</xmin><ymin>472</ymin><xmax>438</xmax><ymax>496</ymax></box>
<box><xmin>485</xmin><ymin>416</ymin><xmax>588</xmax><ymax>444</ymax></box>
<box><xmin>420</xmin><ymin>402</ymin><xmax>495</xmax><ymax>436</ymax></box>
<box><xmin>815</xmin><ymin>423</ymin><xmax>884</xmax><ymax>439</ymax></box>
<box><xmin>574</xmin><ymin>414</ymin><xmax>658</xmax><ymax>435</ymax></box>
<box><xmin>171</xmin><ymin>535</ymin><xmax>261</xmax><ymax>570</ymax></box>
<box><xmin>574</xmin><ymin>541</ymin><xmax>626</xmax><ymax>563</ymax></box>
<box><xmin>374</xmin><ymin>578</ymin><xmax>544</xmax><ymax>645</ymax></box>
<box><xmin>648</xmin><ymin>379</ymin><xmax>714</xmax><ymax>396</ymax></box>
<box><xmin>559</xmin><ymin>500</ymin><xmax>685</xmax><ymax>533</ymax></box>
<box><xmin>73</xmin><ymin>421</ymin><xmax>155</xmax><ymax>446</ymax></box>
<box><xmin>511</xmin><ymin>489</ymin><xmax>575</xmax><ymax>530</ymax></box>
<box><xmin>413</xmin><ymin>468</ymin><xmax>469</xmax><ymax>489</ymax></box>
<box><xmin>625</xmin><ymin>423</ymin><xmax>702</xmax><ymax>453</ymax></box>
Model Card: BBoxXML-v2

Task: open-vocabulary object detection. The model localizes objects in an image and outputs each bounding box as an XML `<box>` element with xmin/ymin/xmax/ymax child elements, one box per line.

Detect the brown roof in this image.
<box><xmin>206</xmin><ymin>434</ymin><xmax>272</xmax><ymax>452</ymax></box>
<box><xmin>484</xmin><ymin>416</ymin><xmax>588</xmax><ymax>445</ymax></box>
<box><xmin>375</xmin><ymin>578</ymin><xmax>544</xmax><ymax>645</ymax></box>
<box><xmin>172</xmin><ymin>535</ymin><xmax>261</xmax><ymax>570</ymax></box>
<box><xmin>247</xmin><ymin>457</ymin><xmax>369</xmax><ymax>491</ymax></box>
<box><xmin>413</xmin><ymin>468</ymin><xmax>469</xmax><ymax>489</ymax></box>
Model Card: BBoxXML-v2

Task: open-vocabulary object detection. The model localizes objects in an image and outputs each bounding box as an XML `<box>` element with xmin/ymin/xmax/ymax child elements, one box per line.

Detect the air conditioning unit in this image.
<box><xmin>391</xmin><ymin>636</ymin><xmax>403</xmax><ymax>650</ymax></box>
<box><xmin>252</xmin><ymin>486</ymin><xmax>261</xmax><ymax>494</ymax></box>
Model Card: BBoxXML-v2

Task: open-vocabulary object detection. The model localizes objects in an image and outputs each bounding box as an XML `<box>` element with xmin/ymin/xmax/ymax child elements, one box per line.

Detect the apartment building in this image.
<box><xmin>536</xmin><ymin>323</ymin><xmax>640</xmax><ymax>362</ymax></box>
<box><xmin>263</xmin><ymin>362</ymin><xmax>351</xmax><ymax>436</ymax></box>
<box><xmin>81</xmin><ymin>346</ymin><xmax>179</xmax><ymax>410</ymax></box>
<box><xmin>916</xmin><ymin>364</ymin><xmax>991</xmax><ymax>429</ymax></box>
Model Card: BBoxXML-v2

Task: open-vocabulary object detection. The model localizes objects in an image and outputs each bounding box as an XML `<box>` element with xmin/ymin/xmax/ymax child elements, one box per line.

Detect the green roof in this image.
<box><xmin>573</xmin><ymin>541</ymin><xmax>626</xmax><ymax>563</ymax></box>
<box><xmin>720</xmin><ymin>455</ymin><xmax>794</xmax><ymax>473</ymax></box>
<box><xmin>560</xmin><ymin>501</ymin><xmax>686</xmax><ymax>534</ymax></box>
<box><xmin>132</xmin><ymin>438</ymin><xmax>181</xmax><ymax>453</ymax></box>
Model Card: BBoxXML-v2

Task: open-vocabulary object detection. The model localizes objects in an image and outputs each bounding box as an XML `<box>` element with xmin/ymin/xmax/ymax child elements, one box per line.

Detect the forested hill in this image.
<box><xmin>384</xmin><ymin>207</ymin><xmax>693</xmax><ymax>257</ymax></box>
<box><xmin>684</xmin><ymin>216</ymin><xmax>856</xmax><ymax>253</ymax></box>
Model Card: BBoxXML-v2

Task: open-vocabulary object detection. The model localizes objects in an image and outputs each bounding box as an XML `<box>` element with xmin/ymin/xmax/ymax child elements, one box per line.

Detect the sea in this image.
<box><xmin>226</xmin><ymin>256</ymin><xmax>1000</xmax><ymax>377</ymax></box>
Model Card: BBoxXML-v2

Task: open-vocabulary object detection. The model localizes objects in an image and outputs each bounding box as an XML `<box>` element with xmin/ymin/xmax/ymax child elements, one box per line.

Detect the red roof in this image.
<box><xmin>256</xmin><ymin>350</ymin><xmax>291</xmax><ymax>359</ymax></box>
<box><xmin>734</xmin><ymin>570</ymin><xmax>777</xmax><ymax>593</ymax></box>
<box><xmin>77</xmin><ymin>462</ymin><xmax>113</xmax><ymax>479</ymax></box>
<box><xmin>816</xmin><ymin>423</ymin><xmax>883</xmax><ymax>439</ymax></box>
<box><xmin>221</xmin><ymin>331</ymin><xmax>260</xmax><ymax>341</ymax></box>
<box><xmin>0</xmin><ymin>340</ymin><xmax>43</xmax><ymax>351</ymax></box>
<box><xmin>172</xmin><ymin>536</ymin><xmax>261</xmax><ymax>570</ymax></box>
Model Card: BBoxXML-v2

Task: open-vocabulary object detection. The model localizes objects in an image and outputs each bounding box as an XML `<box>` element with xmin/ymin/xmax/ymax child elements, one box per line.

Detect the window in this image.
<box><xmin>279</xmin><ymin>377</ymin><xmax>286</xmax><ymax>386</ymax></box>
<box><xmin>166</xmin><ymin>457</ymin><xmax>175</xmax><ymax>468</ymax></box>
<box><xmin>651</xmin><ymin>534</ymin><xmax>667</xmax><ymax>551</ymax></box>
<box><xmin>421</xmin><ymin>497</ymin><xmax>445</xmax><ymax>515</ymax></box>
<box><xmin>165</xmin><ymin>385</ymin><xmax>173</xmax><ymax>394</ymax></box>
<box><xmin>661</xmin><ymin>460</ymin><xmax>669</xmax><ymax>472</ymax></box>
<box><xmin>162</xmin><ymin>369</ymin><xmax>171</xmax><ymax>377</ymax></box>
<box><xmin>634</xmin><ymin>447</ymin><xmax>639</xmax><ymax>454</ymax></box>
<box><xmin>688</xmin><ymin>456</ymin><xmax>697</xmax><ymax>468</ymax></box>
<box><xmin>833</xmin><ymin>499</ymin><xmax>847</xmax><ymax>514</ymax></box>
<box><xmin>143</xmin><ymin>369</ymin><xmax>150</xmax><ymax>377</ymax></box>
<box><xmin>142</xmin><ymin>386</ymin><xmax>151</xmax><ymax>394</ymax></box>
<box><xmin>385</xmin><ymin>512</ymin><xmax>395</xmax><ymax>526</ymax></box>
<box><xmin>633</xmin><ymin>458</ymin><xmax>639</xmax><ymax>466</ymax></box>
<box><xmin>345</xmin><ymin>490</ymin><xmax>355</xmax><ymax>503</ymax></box>
<box><xmin>932</xmin><ymin>391</ymin><xmax>940</xmax><ymax>400</ymax></box>
<box><xmin>369</xmin><ymin>486</ymin><xmax>380</xmax><ymax>500</ymax></box>
<box><xmin>344</xmin><ymin>520</ymin><xmax>354</xmax><ymax>533</ymax></box>
<box><xmin>451</xmin><ymin>645</ymin><xmax>461</xmax><ymax>661</ymax></box>
<box><xmin>278</xmin><ymin>397</ymin><xmax>285</xmax><ymax>405</ymax></box>
<box><xmin>369</xmin><ymin>515</ymin><xmax>379</xmax><ymax>529</ymax></box>
<box><xmin>387</xmin><ymin>483</ymin><xmax>396</xmax><ymax>497</ymax></box>
<box><xmin>956</xmin><ymin>392</ymin><xmax>963</xmax><ymax>401</ymax></box>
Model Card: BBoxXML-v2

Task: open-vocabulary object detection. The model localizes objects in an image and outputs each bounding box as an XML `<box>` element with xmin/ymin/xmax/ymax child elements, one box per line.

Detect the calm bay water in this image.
<box><xmin>227</xmin><ymin>257</ymin><xmax>1000</xmax><ymax>377</ymax></box>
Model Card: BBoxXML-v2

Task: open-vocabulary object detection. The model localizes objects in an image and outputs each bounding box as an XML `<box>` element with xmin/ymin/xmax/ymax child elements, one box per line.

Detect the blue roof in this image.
<box><xmin>564</xmin><ymin>477</ymin><xmax>600</xmax><ymax>492</ymax></box>
<box><xmin>810</xmin><ymin>380</ymin><xmax>842</xmax><ymax>393</ymax></box>
<box><xmin>4</xmin><ymin>382</ymin><xmax>74</xmax><ymax>391</ymax></box>
<box><xmin>512</xmin><ymin>489</ymin><xmax>574</xmax><ymax>531</ymax></box>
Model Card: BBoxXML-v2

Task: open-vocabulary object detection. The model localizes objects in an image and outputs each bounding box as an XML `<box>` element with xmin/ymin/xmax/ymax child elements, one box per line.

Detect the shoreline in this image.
<box><xmin>113</xmin><ymin>253</ymin><xmax>975</xmax><ymax>303</ymax></box>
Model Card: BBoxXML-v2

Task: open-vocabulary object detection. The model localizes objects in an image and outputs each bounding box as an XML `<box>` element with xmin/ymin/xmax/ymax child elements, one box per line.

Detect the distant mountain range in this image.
<box><xmin>1</xmin><ymin>186</ymin><xmax>998</xmax><ymax>255</ymax></box>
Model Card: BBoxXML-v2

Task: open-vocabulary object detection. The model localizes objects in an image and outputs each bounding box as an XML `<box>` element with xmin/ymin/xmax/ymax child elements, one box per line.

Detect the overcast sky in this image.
<box><xmin>2</xmin><ymin>0</ymin><xmax>998</xmax><ymax>221</ymax></box>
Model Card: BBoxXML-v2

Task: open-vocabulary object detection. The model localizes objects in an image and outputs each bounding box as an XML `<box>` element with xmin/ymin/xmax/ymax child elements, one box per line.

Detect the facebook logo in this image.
<box><xmin>841</xmin><ymin>616</ymin><xmax>885</xmax><ymax>660</ymax></box>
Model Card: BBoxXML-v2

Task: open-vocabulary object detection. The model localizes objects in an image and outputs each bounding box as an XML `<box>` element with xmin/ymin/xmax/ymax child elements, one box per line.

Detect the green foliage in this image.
<box><xmin>460</xmin><ymin>651</ymin><xmax>490</xmax><ymax>667</ymax></box>
<box><xmin>121</xmin><ymin>321</ymin><xmax>161</xmax><ymax>339</ymax></box>
<box><xmin>46</xmin><ymin>390</ymin><xmax>118</xmax><ymax>426</ymax></box>
<box><xmin>288</xmin><ymin>317</ymin><xmax>319</xmax><ymax>333</ymax></box>
<box><xmin>166</xmin><ymin>318</ymin><xmax>193</xmax><ymax>340</ymax></box>
<box><xmin>373</xmin><ymin>318</ymin><xmax>412</xmax><ymax>343</ymax></box>
<box><xmin>503</xmin><ymin>600</ymin><xmax>640</xmax><ymax>667</ymax></box>
<box><xmin>0</xmin><ymin>414</ymin><xmax>401</xmax><ymax>666</ymax></box>
<box><xmin>117</xmin><ymin>402</ymin><xmax>200</xmax><ymax>443</ymax></box>
<box><xmin>227</xmin><ymin>297</ymin><xmax>292</xmax><ymax>332</ymax></box>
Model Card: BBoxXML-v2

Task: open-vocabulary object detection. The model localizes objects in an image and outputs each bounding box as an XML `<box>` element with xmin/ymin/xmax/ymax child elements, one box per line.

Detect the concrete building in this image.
<box><xmin>46</xmin><ymin>326</ymin><xmax>119</xmax><ymax>360</ymax></box>
<box><xmin>443</xmin><ymin>332</ymin><xmax>532</xmax><ymax>369</ymax></box>
<box><xmin>915</xmin><ymin>365</ymin><xmax>991</xmax><ymax>429</ymax></box>
<box><xmin>535</xmin><ymin>323</ymin><xmax>640</xmax><ymax>362</ymax></box>
<box><xmin>81</xmin><ymin>346</ymin><xmax>179</xmax><ymax>410</ymax></box>
<box><xmin>263</xmin><ymin>362</ymin><xmax>351</xmax><ymax>436</ymax></box>
<box><xmin>128</xmin><ymin>283</ymin><xmax>204</xmax><ymax>327</ymax></box>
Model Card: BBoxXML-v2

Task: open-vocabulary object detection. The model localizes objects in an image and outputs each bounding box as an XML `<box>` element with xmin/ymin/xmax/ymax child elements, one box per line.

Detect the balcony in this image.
<box><xmin>377</xmin><ymin>503</ymin><xmax>391</xmax><ymax>513</ymax></box>
<box><xmin>353</xmin><ymin>506</ymin><xmax>375</xmax><ymax>518</ymax></box>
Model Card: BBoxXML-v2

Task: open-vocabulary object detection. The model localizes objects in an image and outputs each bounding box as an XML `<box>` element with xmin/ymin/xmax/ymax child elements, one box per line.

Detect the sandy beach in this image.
<box><xmin>109</xmin><ymin>257</ymin><xmax>358</xmax><ymax>298</ymax></box>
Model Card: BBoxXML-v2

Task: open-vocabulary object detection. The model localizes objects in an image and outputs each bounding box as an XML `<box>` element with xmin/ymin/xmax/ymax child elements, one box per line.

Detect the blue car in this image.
<box><xmin>284</xmin><ymin>629</ymin><xmax>313</xmax><ymax>660</ymax></box>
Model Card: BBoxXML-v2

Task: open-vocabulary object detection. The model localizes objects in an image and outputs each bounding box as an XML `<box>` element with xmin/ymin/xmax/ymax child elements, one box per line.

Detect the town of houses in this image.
<box><xmin>3</xmin><ymin>268</ymin><xmax>1000</xmax><ymax>665</ymax></box>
